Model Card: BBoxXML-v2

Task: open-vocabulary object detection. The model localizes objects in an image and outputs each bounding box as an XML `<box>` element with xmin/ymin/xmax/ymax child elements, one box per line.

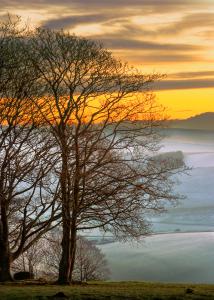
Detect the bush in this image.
<box><xmin>13</xmin><ymin>271</ymin><xmax>34</xmax><ymax>280</ymax></box>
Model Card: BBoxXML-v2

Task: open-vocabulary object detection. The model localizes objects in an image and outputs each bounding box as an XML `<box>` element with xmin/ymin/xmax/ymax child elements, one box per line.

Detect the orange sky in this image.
<box><xmin>157</xmin><ymin>89</ymin><xmax>214</xmax><ymax>119</ymax></box>
<box><xmin>1</xmin><ymin>0</ymin><xmax>214</xmax><ymax>119</ymax></box>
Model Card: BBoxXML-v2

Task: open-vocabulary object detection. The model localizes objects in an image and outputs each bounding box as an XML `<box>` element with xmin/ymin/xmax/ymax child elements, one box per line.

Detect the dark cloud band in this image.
<box><xmin>153</xmin><ymin>78</ymin><xmax>214</xmax><ymax>91</ymax></box>
<box><xmin>98</xmin><ymin>38</ymin><xmax>201</xmax><ymax>52</ymax></box>
<box><xmin>43</xmin><ymin>13</ymin><xmax>117</xmax><ymax>30</ymax></box>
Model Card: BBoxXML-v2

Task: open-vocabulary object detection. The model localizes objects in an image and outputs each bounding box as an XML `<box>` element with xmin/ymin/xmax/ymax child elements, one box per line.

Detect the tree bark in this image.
<box><xmin>69</xmin><ymin>222</ymin><xmax>77</xmax><ymax>282</ymax></box>
<box><xmin>0</xmin><ymin>215</ymin><xmax>13</xmax><ymax>282</ymax></box>
<box><xmin>57</xmin><ymin>136</ymin><xmax>72</xmax><ymax>285</ymax></box>
<box><xmin>57</xmin><ymin>206</ymin><xmax>71</xmax><ymax>284</ymax></box>
<box><xmin>0</xmin><ymin>248</ymin><xmax>13</xmax><ymax>282</ymax></box>
<box><xmin>58</xmin><ymin>210</ymin><xmax>77</xmax><ymax>284</ymax></box>
<box><xmin>0</xmin><ymin>166</ymin><xmax>12</xmax><ymax>282</ymax></box>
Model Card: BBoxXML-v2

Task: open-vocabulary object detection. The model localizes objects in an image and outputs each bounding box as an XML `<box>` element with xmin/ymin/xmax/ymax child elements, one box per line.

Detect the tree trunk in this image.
<box><xmin>0</xmin><ymin>248</ymin><xmax>12</xmax><ymax>282</ymax></box>
<box><xmin>69</xmin><ymin>224</ymin><xmax>77</xmax><ymax>282</ymax></box>
<box><xmin>57</xmin><ymin>141</ymin><xmax>72</xmax><ymax>285</ymax></box>
<box><xmin>0</xmin><ymin>217</ymin><xmax>13</xmax><ymax>282</ymax></box>
<box><xmin>57</xmin><ymin>128</ymin><xmax>78</xmax><ymax>284</ymax></box>
<box><xmin>68</xmin><ymin>134</ymin><xmax>79</xmax><ymax>283</ymax></box>
<box><xmin>58</xmin><ymin>213</ymin><xmax>77</xmax><ymax>284</ymax></box>
<box><xmin>57</xmin><ymin>204</ymin><xmax>71</xmax><ymax>284</ymax></box>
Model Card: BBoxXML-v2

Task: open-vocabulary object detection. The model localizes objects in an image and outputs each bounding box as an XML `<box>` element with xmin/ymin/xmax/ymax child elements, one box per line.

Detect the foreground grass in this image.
<box><xmin>1</xmin><ymin>281</ymin><xmax>214</xmax><ymax>300</ymax></box>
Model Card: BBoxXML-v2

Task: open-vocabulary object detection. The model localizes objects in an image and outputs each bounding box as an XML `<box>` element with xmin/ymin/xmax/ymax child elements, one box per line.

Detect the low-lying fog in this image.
<box><xmin>100</xmin><ymin>232</ymin><xmax>214</xmax><ymax>283</ymax></box>
<box><xmin>152</xmin><ymin>128</ymin><xmax>214</xmax><ymax>233</ymax></box>
<box><xmin>99</xmin><ymin>129</ymin><xmax>214</xmax><ymax>283</ymax></box>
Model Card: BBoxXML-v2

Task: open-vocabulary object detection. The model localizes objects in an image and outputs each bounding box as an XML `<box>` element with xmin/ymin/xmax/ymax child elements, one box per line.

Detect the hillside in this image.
<box><xmin>168</xmin><ymin>112</ymin><xmax>214</xmax><ymax>131</ymax></box>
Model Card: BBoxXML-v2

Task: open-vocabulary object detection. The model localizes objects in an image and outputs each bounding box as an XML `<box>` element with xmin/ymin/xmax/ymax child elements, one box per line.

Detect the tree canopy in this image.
<box><xmin>0</xmin><ymin>16</ymin><xmax>185</xmax><ymax>283</ymax></box>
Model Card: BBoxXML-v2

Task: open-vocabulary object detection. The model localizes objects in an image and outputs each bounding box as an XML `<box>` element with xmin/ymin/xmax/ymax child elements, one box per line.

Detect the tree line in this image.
<box><xmin>0</xmin><ymin>16</ymin><xmax>185</xmax><ymax>284</ymax></box>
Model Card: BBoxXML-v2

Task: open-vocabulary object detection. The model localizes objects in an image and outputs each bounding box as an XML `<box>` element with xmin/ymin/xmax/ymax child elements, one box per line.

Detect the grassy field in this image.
<box><xmin>1</xmin><ymin>281</ymin><xmax>214</xmax><ymax>300</ymax></box>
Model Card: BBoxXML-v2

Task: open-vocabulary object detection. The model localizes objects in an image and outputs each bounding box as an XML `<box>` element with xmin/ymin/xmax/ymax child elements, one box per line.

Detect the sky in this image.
<box><xmin>1</xmin><ymin>0</ymin><xmax>214</xmax><ymax>119</ymax></box>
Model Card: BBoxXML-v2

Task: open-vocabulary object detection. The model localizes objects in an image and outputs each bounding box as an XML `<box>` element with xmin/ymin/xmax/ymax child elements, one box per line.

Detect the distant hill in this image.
<box><xmin>168</xmin><ymin>112</ymin><xmax>214</xmax><ymax>131</ymax></box>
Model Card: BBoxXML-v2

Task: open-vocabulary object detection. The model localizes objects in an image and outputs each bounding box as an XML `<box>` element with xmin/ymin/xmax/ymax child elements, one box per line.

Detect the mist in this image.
<box><xmin>100</xmin><ymin>128</ymin><xmax>214</xmax><ymax>283</ymax></box>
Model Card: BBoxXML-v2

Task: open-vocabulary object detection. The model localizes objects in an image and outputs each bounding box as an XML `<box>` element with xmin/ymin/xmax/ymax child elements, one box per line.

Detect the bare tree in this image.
<box><xmin>11</xmin><ymin>239</ymin><xmax>46</xmax><ymax>277</ymax></box>
<box><xmin>22</xmin><ymin>28</ymin><xmax>185</xmax><ymax>284</ymax></box>
<box><xmin>0</xmin><ymin>18</ymin><xmax>61</xmax><ymax>282</ymax></box>
<box><xmin>42</xmin><ymin>230</ymin><xmax>62</xmax><ymax>279</ymax></box>
<box><xmin>43</xmin><ymin>231</ymin><xmax>110</xmax><ymax>281</ymax></box>
<box><xmin>74</xmin><ymin>237</ymin><xmax>110</xmax><ymax>281</ymax></box>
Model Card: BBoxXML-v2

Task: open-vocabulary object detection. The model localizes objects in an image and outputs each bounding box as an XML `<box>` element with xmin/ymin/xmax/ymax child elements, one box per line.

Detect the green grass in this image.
<box><xmin>1</xmin><ymin>281</ymin><xmax>214</xmax><ymax>299</ymax></box>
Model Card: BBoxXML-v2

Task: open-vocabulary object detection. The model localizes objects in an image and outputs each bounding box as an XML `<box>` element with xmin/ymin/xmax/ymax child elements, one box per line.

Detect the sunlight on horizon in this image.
<box><xmin>157</xmin><ymin>88</ymin><xmax>214</xmax><ymax>119</ymax></box>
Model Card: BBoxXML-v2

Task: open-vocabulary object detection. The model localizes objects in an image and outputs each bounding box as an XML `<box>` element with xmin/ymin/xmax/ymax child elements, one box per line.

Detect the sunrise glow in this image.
<box><xmin>1</xmin><ymin>0</ymin><xmax>214</xmax><ymax>119</ymax></box>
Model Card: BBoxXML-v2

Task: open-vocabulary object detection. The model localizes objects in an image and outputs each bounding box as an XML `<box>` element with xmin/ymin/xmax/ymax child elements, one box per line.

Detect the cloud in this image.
<box><xmin>97</xmin><ymin>37</ymin><xmax>202</xmax><ymax>52</ymax></box>
<box><xmin>169</xmin><ymin>71</ymin><xmax>214</xmax><ymax>79</ymax></box>
<box><xmin>1</xmin><ymin>0</ymin><xmax>213</xmax><ymax>44</ymax></box>
<box><xmin>43</xmin><ymin>14</ymin><xmax>117</xmax><ymax>30</ymax></box>
<box><xmin>0</xmin><ymin>0</ymin><xmax>213</xmax><ymax>85</ymax></box>
<box><xmin>121</xmin><ymin>53</ymin><xmax>203</xmax><ymax>65</ymax></box>
<box><xmin>59</xmin><ymin>0</ymin><xmax>213</xmax><ymax>13</ymax></box>
<box><xmin>153</xmin><ymin>78</ymin><xmax>214</xmax><ymax>90</ymax></box>
<box><xmin>143</xmin><ymin>54</ymin><xmax>202</xmax><ymax>63</ymax></box>
<box><xmin>0</xmin><ymin>0</ymin><xmax>212</xmax><ymax>13</ymax></box>
<box><xmin>198</xmin><ymin>30</ymin><xmax>214</xmax><ymax>40</ymax></box>
<box><xmin>158</xmin><ymin>12</ymin><xmax>214</xmax><ymax>36</ymax></box>
<box><xmin>103</xmin><ymin>12</ymin><xmax>214</xmax><ymax>39</ymax></box>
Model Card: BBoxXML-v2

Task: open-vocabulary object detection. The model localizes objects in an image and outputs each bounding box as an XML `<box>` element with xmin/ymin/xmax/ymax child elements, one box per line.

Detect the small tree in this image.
<box><xmin>43</xmin><ymin>231</ymin><xmax>110</xmax><ymax>281</ymax></box>
<box><xmin>11</xmin><ymin>239</ymin><xmax>46</xmax><ymax>277</ymax></box>
<box><xmin>74</xmin><ymin>237</ymin><xmax>110</xmax><ymax>281</ymax></box>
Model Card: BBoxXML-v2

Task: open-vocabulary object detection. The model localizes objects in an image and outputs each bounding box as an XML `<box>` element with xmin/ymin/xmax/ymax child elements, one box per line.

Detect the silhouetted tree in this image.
<box><xmin>0</xmin><ymin>17</ymin><xmax>60</xmax><ymax>282</ymax></box>
<box><xmin>23</xmin><ymin>28</ymin><xmax>185</xmax><ymax>284</ymax></box>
